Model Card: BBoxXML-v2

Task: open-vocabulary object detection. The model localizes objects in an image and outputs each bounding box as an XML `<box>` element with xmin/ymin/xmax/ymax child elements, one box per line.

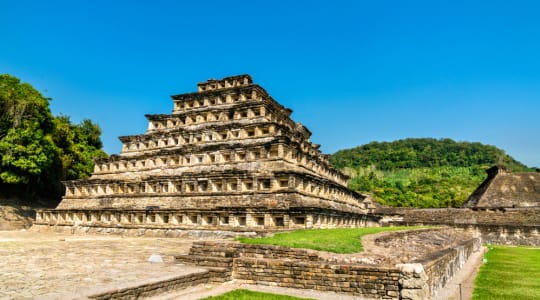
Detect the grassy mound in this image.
<box><xmin>237</xmin><ymin>226</ymin><xmax>424</xmax><ymax>254</ymax></box>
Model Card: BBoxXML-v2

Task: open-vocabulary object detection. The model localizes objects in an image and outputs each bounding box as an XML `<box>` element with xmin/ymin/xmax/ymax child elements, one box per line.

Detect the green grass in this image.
<box><xmin>473</xmin><ymin>246</ymin><xmax>540</xmax><ymax>300</ymax></box>
<box><xmin>201</xmin><ymin>289</ymin><xmax>313</xmax><ymax>300</ymax></box>
<box><xmin>237</xmin><ymin>226</ymin><xmax>426</xmax><ymax>253</ymax></box>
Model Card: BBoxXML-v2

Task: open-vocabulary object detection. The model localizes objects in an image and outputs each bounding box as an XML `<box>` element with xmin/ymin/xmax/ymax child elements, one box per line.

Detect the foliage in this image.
<box><xmin>330</xmin><ymin>138</ymin><xmax>530</xmax><ymax>171</ymax></box>
<box><xmin>473</xmin><ymin>246</ymin><xmax>540</xmax><ymax>299</ymax></box>
<box><xmin>237</xmin><ymin>226</ymin><xmax>426</xmax><ymax>253</ymax></box>
<box><xmin>53</xmin><ymin>115</ymin><xmax>107</xmax><ymax>180</ymax></box>
<box><xmin>330</xmin><ymin>138</ymin><xmax>532</xmax><ymax>208</ymax></box>
<box><xmin>0</xmin><ymin>74</ymin><xmax>57</xmax><ymax>186</ymax></box>
<box><xmin>0</xmin><ymin>74</ymin><xmax>107</xmax><ymax>204</ymax></box>
<box><xmin>347</xmin><ymin>166</ymin><xmax>487</xmax><ymax>207</ymax></box>
<box><xmin>202</xmin><ymin>289</ymin><xmax>313</xmax><ymax>300</ymax></box>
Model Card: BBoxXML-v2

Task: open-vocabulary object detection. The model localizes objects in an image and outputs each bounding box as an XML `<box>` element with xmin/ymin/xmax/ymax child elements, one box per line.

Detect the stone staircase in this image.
<box><xmin>175</xmin><ymin>241</ymin><xmax>237</xmax><ymax>283</ymax></box>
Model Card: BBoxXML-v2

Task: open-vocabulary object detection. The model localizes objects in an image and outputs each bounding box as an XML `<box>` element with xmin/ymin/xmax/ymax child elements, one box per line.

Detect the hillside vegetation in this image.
<box><xmin>0</xmin><ymin>74</ymin><xmax>107</xmax><ymax>206</ymax></box>
<box><xmin>330</xmin><ymin>138</ymin><xmax>531</xmax><ymax>208</ymax></box>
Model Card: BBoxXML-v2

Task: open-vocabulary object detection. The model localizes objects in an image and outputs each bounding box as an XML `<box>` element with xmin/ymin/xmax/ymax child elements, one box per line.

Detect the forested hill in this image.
<box><xmin>330</xmin><ymin>138</ymin><xmax>529</xmax><ymax>171</ymax></box>
<box><xmin>329</xmin><ymin>138</ymin><xmax>531</xmax><ymax>208</ymax></box>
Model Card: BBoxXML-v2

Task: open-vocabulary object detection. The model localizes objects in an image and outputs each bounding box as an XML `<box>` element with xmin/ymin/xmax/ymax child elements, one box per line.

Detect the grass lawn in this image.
<box><xmin>473</xmin><ymin>246</ymin><xmax>540</xmax><ymax>300</ymax></box>
<box><xmin>236</xmin><ymin>226</ymin><xmax>425</xmax><ymax>253</ymax></box>
<box><xmin>201</xmin><ymin>289</ymin><xmax>313</xmax><ymax>300</ymax></box>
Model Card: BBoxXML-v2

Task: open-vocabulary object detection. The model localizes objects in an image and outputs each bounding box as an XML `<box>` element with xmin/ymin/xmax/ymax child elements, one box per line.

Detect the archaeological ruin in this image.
<box><xmin>462</xmin><ymin>166</ymin><xmax>540</xmax><ymax>208</ymax></box>
<box><xmin>24</xmin><ymin>74</ymin><xmax>539</xmax><ymax>299</ymax></box>
<box><xmin>34</xmin><ymin>75</ymin><xmax>375</xmax><ymax>236</ymax></box>
<box><xmin>374</xmin><ymin>167</ymin><xmax>540</xmax><ymax>246</ymax></box>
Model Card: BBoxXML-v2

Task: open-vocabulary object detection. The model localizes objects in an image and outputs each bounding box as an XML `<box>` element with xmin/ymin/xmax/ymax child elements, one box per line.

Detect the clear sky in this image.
<box><xmin>2</xmin><ymin>0</ymin><xmax>539</xmax><ymax>167</ymax></box>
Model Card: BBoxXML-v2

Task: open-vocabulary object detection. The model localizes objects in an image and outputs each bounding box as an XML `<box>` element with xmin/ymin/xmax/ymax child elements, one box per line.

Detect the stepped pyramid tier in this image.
<box><xmin>462</xmin><ymin>166</ymin><xmax>540</xmax><ymax>208</ymax></box>
<box><xmin>35</xmin><ymin>75</ymin><xmax>376</xmax><ymax>235</ymax></box>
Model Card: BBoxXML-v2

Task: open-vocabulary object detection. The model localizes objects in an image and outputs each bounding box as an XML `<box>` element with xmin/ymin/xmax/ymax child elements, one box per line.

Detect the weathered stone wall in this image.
<box><xmin>376</xmin><ymin>207</ymin><xmax>539</xmax><ymax>226</ymax></box>
<box><xmin>55</xmin><ymin>191</ymin><xmax>368</xmax><ymax>213</ymax></box>
<box><xmin>188</xmin><ymin>241</ymin><xmax>322</xmax><ymax>261</ymax></box>
<box><xmin>177</xmin><ymin>241</ymin><xmax>401</xmax><ymax>298</ymax></box>
<box><xmin>376</xmin><ymin>207</ymin><xmax>540</xmax><ymax>246</ymax></box>
<box><xmin>34</xmin><ymin>208</ymin><xmax>380</xmax><ymax>236</ymax></box>
<box><xmin>31</xmin><ymin>224</ymin><xmax>258</xmax><ymax>239</ymax></box>
<box><xmin>0</xmin><ymin>204</ymin><xmax>34</xmax><ymax>230</ymax></box>
<box><xmin>464</xmin><ymin>224</ymin><xmax>540</xmax><ymax>246</ymax></box>
<box><xmin>234</xmin><ymin>258</ymin><xmax>401</xmax><ymax>299</ymax></box>
<box><xmin>176</xmin><ymin>233</ymin><xmax>481</xmax><ymax>299</ymax></box>
<box><xmin>412</xmin><ymin>238</ymin><xmax>481</xmax><ymax>298</ymax></box>
<box><xmin>89</xmin><ymin>268</ymin><xmax>227</xmax><ymax>300</ymax></box>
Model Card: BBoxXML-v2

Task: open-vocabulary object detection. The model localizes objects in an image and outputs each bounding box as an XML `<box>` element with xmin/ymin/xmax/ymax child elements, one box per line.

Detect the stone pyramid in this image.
<box><xmin>36</xmin><ymin>75</ymin><xmax>373</xmax><ymax>235</ymax></box>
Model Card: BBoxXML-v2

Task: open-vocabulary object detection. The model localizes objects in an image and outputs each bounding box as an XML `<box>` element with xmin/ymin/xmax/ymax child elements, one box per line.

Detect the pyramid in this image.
<box><xmin>36</xmin><ymin>75</ymin><xmax>373</xmax><ymax>234</ymax></box>
<box><xmin>462</xmin><ymin>166</ymin><xmax>540</xmax><ymax>208</ymax></box>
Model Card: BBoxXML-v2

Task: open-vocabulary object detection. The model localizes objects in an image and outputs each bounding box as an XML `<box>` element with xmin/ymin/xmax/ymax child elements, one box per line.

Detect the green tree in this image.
<box><xmin>53</xmin><ymin>115</ymin><xmax>107</xmax><ymax>180</ymax></box>
<box><xmin>0</xmin><ymin>74</ymin><xmax>107</xmax><ymax>204</ymax></box>
<box><xmin>0</xmin><ymin>75</ymin><xmax>59</xmax><ymax>193</ymax></box>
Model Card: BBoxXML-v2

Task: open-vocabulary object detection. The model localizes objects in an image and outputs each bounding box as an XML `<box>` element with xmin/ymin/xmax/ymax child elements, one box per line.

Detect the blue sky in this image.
<box><xmin>2</xmin><ymin>0</ymin><xmax>539</xmax><ymax>167</ymax></box>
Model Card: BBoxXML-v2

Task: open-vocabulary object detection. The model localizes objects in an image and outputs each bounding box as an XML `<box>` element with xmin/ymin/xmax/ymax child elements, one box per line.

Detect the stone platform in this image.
<box><xmin>175</xmin><ymin>228</ymin><xmax>481</xmax><ymax>299</ymax></box>
<box><xmin>0</xmin><ymin>231</ymin><xmax>210</xmax><ymax>299</ymax></box>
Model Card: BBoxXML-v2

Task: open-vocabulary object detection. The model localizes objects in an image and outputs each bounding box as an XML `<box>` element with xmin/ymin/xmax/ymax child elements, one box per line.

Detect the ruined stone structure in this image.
<box><xmin>35</xmin><ymin>75</ymin><xmax>374</xmax><ymax>234</ymax></box>
<box><xmin>373</xmin><ymin>166</ymin><xmax>540</xmax><ymax>246</ymax></box>
<box><xmin>462</xmin><ymin>166</ymin><xmax>540</xmax><ymax>208</ymax></box>
<box><xmin>175</xmin><ymin>229</ymin><xmax>481</xmax><ymax>299</ymax></box>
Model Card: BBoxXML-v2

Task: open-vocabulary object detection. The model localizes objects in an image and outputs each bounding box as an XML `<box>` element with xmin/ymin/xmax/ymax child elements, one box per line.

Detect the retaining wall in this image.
<box><xmin>88</xmin><ymin>268</ymin><xmax>227</xmax><ymax>300</ymax></box>
<box><xmin>176</xmin><ymin>235</ymin><xmax>481</xmax><ymax>299</ymax></box>
<box><xmin>31</xmin><ymin>224</ymin><xmax>258</xmax><ymax>239</ymax></box>
<box><xmin>376</xmin><ymin>207</ymin><xmax>540</xmax><ymax>246</ymax></box>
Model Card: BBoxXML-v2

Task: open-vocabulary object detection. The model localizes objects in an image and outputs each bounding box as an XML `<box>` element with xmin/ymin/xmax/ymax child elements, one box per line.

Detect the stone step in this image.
<box><xmin>189</xmin><ymin>242</ymin><xmax>239</xmax><ymax>258</ymax></box>
<box><xmin>205</xmin><ymin>266</ymin><xmax>233</xmax><ymax>283</ymax></box>
<box><xmin>175</xmin><ymin>254</ymin><xmax>234</xmax><ymax>268</ymax></box>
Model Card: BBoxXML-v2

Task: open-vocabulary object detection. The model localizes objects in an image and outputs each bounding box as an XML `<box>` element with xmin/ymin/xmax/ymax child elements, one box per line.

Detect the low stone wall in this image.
<box><xmin>235</xmin><ymin>258</ymin><xmax>400</xmax><ymax>298</ymax></box>
<box><xmin>31</xmin><ymin>224</ymin><xmax>258</xmax><ymax>239</ymax></box>
<box><xmin>376</xmin><ymin>207</ymin><xmax>540</xmax><ymax>246</ymax></box>
<box><xmin>470</xmin><ymin>224</ymin><xmax>539</xmax><ymax>246</ymax></box>
<box><xmin>413</xmin><ymin>238</ymin><xmax>481</xmax><ymax>298</ymax></box>
<box><xmin>376</xmin><ymin>207</ymin><xmax>539</xmax><ymax>226</ymax></box>
<box><xmin>188</xmin><ymin>241</ymin><xmax>321</xmax><ymax>261</ymax></box>
<box><xmin>0</xmin><ymin>204</ymin><xmax>35</xmax><ymax>230</ymax></box>
<box><xmin>89</xmin><ymin>268</ymin><xmax>226</xmax><ymax>299</ymax></box>
<box><xmin>176</xmin><ymin>232</ymin><xmax>481</xmax><ymax>299</ymax></box>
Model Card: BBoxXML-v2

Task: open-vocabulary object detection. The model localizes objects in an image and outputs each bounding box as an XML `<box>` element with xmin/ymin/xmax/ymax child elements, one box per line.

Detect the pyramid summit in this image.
<box><xmin>36</xmin><ymin>75</ymin><xmax>375</xmax><ymax>235</ymax></box>
<box><xmin>462</xmin><ymin>166</ymin><xmax>540</xmax><ymax>208</ymax></box>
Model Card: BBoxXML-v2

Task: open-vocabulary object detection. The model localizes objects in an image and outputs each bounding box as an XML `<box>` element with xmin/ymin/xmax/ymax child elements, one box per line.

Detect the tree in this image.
<box><xmin>53</xmin><ymin>115</ymin><xmax>107</xmax><ymax>180</ymax></box>
<box><xmin>0</xmin><ymin>74</ymin><xmax>59</xmax><ymax>190</ymax></box>
<box><xmin>0</xmin><ymin>74</ymin><xmax>107</xmax><ymax>204</ymax></box>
